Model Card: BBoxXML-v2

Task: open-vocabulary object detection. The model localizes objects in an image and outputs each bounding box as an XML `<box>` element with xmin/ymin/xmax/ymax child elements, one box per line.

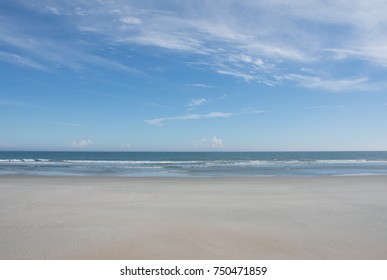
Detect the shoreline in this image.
<box><xmin>1</xmin><ymin>175</ymin><xmax>387</xmax><ymax>259</ymax></box>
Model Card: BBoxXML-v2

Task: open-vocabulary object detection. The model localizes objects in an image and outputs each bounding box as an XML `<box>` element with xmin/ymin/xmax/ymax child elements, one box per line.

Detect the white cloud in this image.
<box><xmin>308</xmin><ymin>105</ymin><xmax>329</xmax><ymax>109</ymax></box>
<box><xmin>145</xmin><ymin>108</ymin><xmax>264</xmax><ymax>126</ymax></box>
<box><xmin>194</xmin><ymin>136</ymin><xmax>224</xmax><ymax>149</ymax></box>
<box><xmin>71</xmin><ymin>139</ymin><xmax>92</xmax><ymax>148</ymax></box>
<box><xmin>0</xmin><ymin>142</ymin><xmax>17</xmax><ymax>149</ymax></box>
<box><xmin>216</xmin><ymin>69</ymin><xmax>256</xmax><ymax>82</ymax></box>
<box><xmin>3</xmin><ymin>0</ymin><xmax>387</xmax><ymax>90</ymax></box>
<box><xmin>0</xmin><ymin>51</ymin><xmax>45</xmax><ymax>70</ymax></box>
<box><xmin>244</xmin><ymin>43</ymin><xmax>312</xmax><ymax>62</ymax></box>
<box><xmin>120</xmin><ymin>17</ymin><xmax>142</xmax><ymax>24</ymax></box>
<box><xmin>0</xmin><ymin>12</ymin><xmax>142</xmax><ymax>74</ymax></box>
<box><xmin>285</xmin><ymin>74</ymin><xmax>372</xmax><ymax>92</ymax></box>
<box><xmin>121</xmin><ymin>143</ymin><xmax>132</xmax><ymax>149</ymax></box>
<box><xmin>187</xmin><ymin>83</ymin><xmax>214</xmax><ymax>88</ymax></box>
<box><xmin>241</xmin><ymin>108</ymin><xmax>266</xmax><ymax>114</ymax></box>
<box><xmin>186</xmin><ymin>98</ymin><xmax>208</xmax><ymax>110</ymax></box>
<box><xmin>52</xmin><ymin>121</ymin><xmax>81</xmax><ymax>127</ymax></box>
<box><xmin>324</xmin><ymin>45</ymin><xmax>387</xmax><ymax>67</ymax></box>
<box><xmin>46</xmin><ymin>6</ymin><xmax>61</xmax><ymax>15</ymax></box>
<box><xmin>0</xmin><ymin>99</ymin><xmax>22</xmax><ymax>106</ymax></box>
<box><xmin>124</xmin><ymin>33</ymin><xmax>209</xmax><ymax>54</ymax></box>
<box><xmin>145</xmin><ymin>112</ymin><xmax>234</xmax><ymax>126</ymax></box>
<box><xmin>207</xmin><ymin>52</ymin><xmax>279</xmax><ymax>85</ymax></box>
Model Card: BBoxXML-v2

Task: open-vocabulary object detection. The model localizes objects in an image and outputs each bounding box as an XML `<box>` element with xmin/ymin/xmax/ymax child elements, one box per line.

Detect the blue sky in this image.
<box><xmin>1</xmin><ymin>0</ymin><xmax>387</xmax><ymax>151</ymax></box>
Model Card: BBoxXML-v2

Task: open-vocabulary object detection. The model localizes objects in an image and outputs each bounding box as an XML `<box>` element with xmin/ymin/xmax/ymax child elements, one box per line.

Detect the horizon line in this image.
<box><xmin>1</xmin><ymin>150</ymin><xmax>386</xmax><ymax>153</ymax></box>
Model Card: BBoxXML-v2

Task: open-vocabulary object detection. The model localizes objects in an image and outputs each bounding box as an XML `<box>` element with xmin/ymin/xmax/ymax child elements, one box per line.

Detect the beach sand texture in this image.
<box><xmin>1</xmin><ymin>175</ymin><xmax>386</xmax><ymax>259</ymax></box>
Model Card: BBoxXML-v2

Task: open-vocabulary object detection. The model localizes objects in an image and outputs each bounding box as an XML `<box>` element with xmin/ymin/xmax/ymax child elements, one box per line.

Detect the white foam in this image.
<box><xmin>315</xmin><ymin>159</ymin><xmax>387</xmax><ymax>164</ymax></box>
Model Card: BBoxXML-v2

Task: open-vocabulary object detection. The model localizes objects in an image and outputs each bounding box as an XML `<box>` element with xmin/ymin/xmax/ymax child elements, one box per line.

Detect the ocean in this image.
<box><xmin>1</xmin><ymin>151</ymin><xmax>387</xmax><ymax>177</ymax></box>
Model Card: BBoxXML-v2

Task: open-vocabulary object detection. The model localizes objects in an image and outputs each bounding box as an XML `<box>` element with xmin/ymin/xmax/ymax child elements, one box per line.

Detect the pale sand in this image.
<box><xmin>0</xmin><ymin>175</ymin><xmax>386</xmax><ymax>259</ymax></box>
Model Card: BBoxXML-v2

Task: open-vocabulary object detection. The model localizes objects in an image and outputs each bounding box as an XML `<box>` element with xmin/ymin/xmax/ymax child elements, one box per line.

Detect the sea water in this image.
<box><xmin>1</xmin><ymin>151</ymin><xmax>387</xmax><ymax>177</ymax></box>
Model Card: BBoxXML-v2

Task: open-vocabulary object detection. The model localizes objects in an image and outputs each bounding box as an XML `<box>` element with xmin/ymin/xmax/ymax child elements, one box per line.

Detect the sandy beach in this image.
<box><xmin>0</xmin><ymin>175</ymin><xmax>386</xmax><ymax>259</ymax></box>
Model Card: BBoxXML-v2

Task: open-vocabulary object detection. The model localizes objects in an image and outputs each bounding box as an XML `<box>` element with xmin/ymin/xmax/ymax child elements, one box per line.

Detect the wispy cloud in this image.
<box><xmin>0</xmin><ymin>7</ymin><xmax>143</xmax><ymax>75</ymax></box>
<box><xmin>215</xmin><ymin>69</ymin><xmax>256</xmax><ymax>82</ymax></box>
<box><xmin>324</xmin><ymin>46</ymin><xmax>387</xmax><ymax>67</ymax></box>
<box><xmin>0</xmin><ymin>51</ymin><xmax>45</xmax><ymax>70</ymax></box>
<box><xmin>241</xmin><ymin>108</ymin><xmax>266</xmax><ymax>114</ymax></box>
<box><xmin>120</xmin><ymin>16</ymin><xmax>142</xmax><ymax>25</ymax></box>
<box><xmin>186</xmin><ymin>98</ymin><xmax>208</xmax><ymax>110</ymax></box>
<box><xmin>244</xmin><ymin>43</ymin><xmax>311</xmax><ymax>62</ymax></box>
<box><xmin>145</xmin><ymin>108</ymin><xmax>264</xmax><ymax>126</ymax></box>
<box><xmin>307</xmin><ymin>105</ymin><xmax>348</xmax><ymax>110</ymax></box>
<box><xmin>187</xmin><ymin>83</ymin><xmax>214</xmax><ymax>88</ymax></box>
<box><xmin>52</xmin><ymin>121</ymin><xmax>81</xmax><ymax>127</ymax></box>
<box><xmin>285</xmin><ymin>74</ymin><xmax>372</xmax><ymax>92</ymax></box>
<box><xmin>46</xmin><ymin>6</ymin><xmax>61</xmax><ymax>15</ymax></box>
<box><xmin>308</xmin><ymin>105</ymin><xmax>329</xmax><ymax>109</ymax></box>
<box><xmin>0</xmin><ymin>99</ymin><xmax>23</xmax><ymax>106</ymax></box>
<box><xmin>145</xmin><ymin>112</ymin><xmax>235</xmax><ymax>126</ymax></box>
<box><xmin>2</xmin><ymin>0</ymin><xmax>387</xmax><ymax>90</ymax></box>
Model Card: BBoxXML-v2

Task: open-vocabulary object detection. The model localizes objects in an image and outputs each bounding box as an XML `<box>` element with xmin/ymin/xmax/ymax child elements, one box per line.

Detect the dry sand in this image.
<box><xmin>0</xmin><ymin>175</ymin><xmax>386</xmax><ymax>259</ymax></box>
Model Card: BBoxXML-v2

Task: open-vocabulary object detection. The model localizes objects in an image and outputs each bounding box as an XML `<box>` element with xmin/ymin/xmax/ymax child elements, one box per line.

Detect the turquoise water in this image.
<box><xmin>1</xmin><ymin>151</ymin><xmax>387</xmax><ymax>177</ymax></box>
